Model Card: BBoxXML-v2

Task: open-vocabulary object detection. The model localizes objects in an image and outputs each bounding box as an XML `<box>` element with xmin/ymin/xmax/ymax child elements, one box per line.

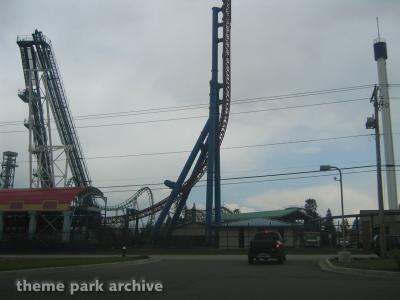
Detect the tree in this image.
<box><xmin>321</xmin><ymin>208</ymin><xmax>336</xmax><ymax>247</ymax></box>
<box><xmin>304</xmin><ymin>199</ymin><xmax>320</xmax><ymax>231</ymax></box>
<box><xmin>351</xmin><ymin>218</ymin><xmax>360</xmax><ymax>234</ymax></box>
<box><xmin>341</xmin><ymin>218</ymin><xmax>350</xmax><ymax>236</ymax></box>
<box><xmin>304</xmin><ymin>198</ymin><xmax>319</xmax><ymax>219</ymax></box>
<box><xmin>233</xmin><ymin>208</ymin><xmax>241</xmax><ymax>214</ymax></box>
<box><xmin>323</xmin><ymin>209</ymin><xmax>335</xmax><ymax>233</ymax></box>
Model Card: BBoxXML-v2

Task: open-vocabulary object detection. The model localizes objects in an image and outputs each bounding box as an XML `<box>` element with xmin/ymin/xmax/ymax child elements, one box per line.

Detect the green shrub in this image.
<box><xmin>389</xmin><ymin>249</ymin><xmax>400</xmax><ymax>270</ymax></box>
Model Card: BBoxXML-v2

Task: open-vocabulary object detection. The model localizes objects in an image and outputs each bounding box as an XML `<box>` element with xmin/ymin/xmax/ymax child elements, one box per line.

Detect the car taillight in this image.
<box><xmin>275</xmin><ymin>241</ymin><xmax>282</xmax><ymax>249</ymax></box>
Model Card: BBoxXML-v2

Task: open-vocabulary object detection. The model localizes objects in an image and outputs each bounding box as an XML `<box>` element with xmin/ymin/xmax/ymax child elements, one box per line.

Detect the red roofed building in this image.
<box><xmin>0</xmin><ymin>187</ymin><xmax>84</xmax><ymax>212</ymax></box>
<box><xmin>0</xmin><ymin>187</ymin><xmax>104</xmax><ymax>245</ymax></box>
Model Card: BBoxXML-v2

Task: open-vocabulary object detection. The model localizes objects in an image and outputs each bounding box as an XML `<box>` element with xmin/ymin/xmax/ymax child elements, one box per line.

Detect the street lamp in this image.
<box><xmin>320</xmin><ymin>165</ymin><xmax>346</xmax><ymax>249</ymax></box>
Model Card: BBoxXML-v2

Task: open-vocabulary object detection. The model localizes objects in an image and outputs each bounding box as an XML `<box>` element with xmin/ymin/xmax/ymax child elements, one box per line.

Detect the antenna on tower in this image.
<box><xmin>376</xmin><ymin>17</ymin><xmax>381</xmax><ymax>41</ymax></box>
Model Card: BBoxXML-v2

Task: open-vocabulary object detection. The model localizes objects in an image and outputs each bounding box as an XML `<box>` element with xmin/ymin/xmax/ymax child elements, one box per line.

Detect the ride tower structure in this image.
<box><xmin>17</xmin><ymin>33</ymin><xmax>53</xmax><ymax>188</ymax></box>
<box><xmin>373</xmin><ymin>30</ymin><xmax>398</xmax><ymax>210</ymax></box>
<box><xmin>17</xmin><ymin>30</ymin><xmax>92</xmax><ymax>193</ymax></box>
<box><xmin>0</xmin><ymin>151</ymin><xmax>18</xmax><ymax>189</ymax></box>
<box><xmin>15</xmin><ymin>31</ymin><xmax>107</xmax><ymax>244</ymax></box>
<box><xmin>151</xmin><ymin>0</ymin><xmax>231</xmax><ymax>244</ymax></box>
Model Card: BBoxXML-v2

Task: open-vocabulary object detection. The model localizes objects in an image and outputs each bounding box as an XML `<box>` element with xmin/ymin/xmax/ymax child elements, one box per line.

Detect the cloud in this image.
<box><xmin>293</xmin><ymin>145</ymin><xmax>321</xmax><ymax>155</ymax></box>
<box><xmin>224</xmin><ymin>203</ymin><xmax>256</xmax><ymax>213</ymax></box>
<box><xmin>243</xmin><ymin>183</ymin><xmax>378</xmax><ymax>216</ymax></box>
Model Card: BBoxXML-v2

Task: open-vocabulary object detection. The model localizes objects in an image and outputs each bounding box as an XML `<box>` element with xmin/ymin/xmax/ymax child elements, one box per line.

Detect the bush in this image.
<box><xmin>389</xmin><ymin>249</ymin><xmax>400</xmax><ymax>270</ymax></box>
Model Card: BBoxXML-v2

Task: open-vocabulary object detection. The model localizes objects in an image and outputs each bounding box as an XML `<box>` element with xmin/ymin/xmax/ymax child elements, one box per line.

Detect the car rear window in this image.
<box><xmin>254</xmin><ymin>232</ymin><xmax>281</xmax><ymax>240</ymax></box>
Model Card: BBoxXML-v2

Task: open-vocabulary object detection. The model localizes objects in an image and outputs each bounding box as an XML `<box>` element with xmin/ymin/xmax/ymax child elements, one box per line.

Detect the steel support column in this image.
<box><xmin>135</xmin><ymin>217</ymin><xmax>139</xmax><ymax>236</ymax></box>
<box><xmin>150</xmin><ymin>1</ymin><xmax>230</xmax><ymax>242</ymax></box>
<box><xmin>0</xmin><ymin>212</ymin><xmax>4</xmax><ymax>241</ymax></box>
<box><xmin>62</xmin><ymin>211</ymin><xmax>72</xmax><ymax>243</ymax></box>
<box><xmin>214</xmin><ymin>94</ymin><xmax>221</xmax><ymax>248</ymax></box>
<box><xmin>167</xmin><ymin>145</ymin><xmax>208</xmax><ymax>234</ymax></box>
<box><xmin>206</xmin><ymin>7</ymin><xmax>221</xmax><ymax>245</ymax></box>
<box><xmin>152</xmin><ymin>120</ymin><xmax>210</xmax><ymax>238</ymax></box>
<box><xmin>28</xmin><ymin>211</ymin><xmax>37</xmax><ymax>240</ymax></box>
<box><xmin>214</xmin><ymin>89</ymin><xmax>221</xmax><ymax>228</ymax></box>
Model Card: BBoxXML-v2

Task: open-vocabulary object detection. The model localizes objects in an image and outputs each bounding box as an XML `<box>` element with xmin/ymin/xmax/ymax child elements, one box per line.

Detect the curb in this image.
<box><xmin>0</xmin><ymin>257</ymin><xmax>158</xmax><ymax>278</ymax></box>
<box><xmin>319</xmin><ymin>256</ymin><xmax>400</xmax><ymax>278</ymax></box>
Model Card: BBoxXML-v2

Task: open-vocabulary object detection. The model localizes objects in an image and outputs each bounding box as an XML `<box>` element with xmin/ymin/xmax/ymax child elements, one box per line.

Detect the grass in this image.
<box><xmin>330</xmin><ymin>257</ymin><xmax>400</xmax><ymax>272</ymax></box>
<box><xmin>0</xmin><ymin>255</ymin><xmax>148</xmax><ymax>271</ymax></box>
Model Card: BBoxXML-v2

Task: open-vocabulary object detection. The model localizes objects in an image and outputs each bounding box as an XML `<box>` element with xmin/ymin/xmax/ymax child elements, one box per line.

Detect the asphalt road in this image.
<box><xmin>0</xmin><ymin>255</ymin><xmax>398</xmax><ymax>300</ymax></box>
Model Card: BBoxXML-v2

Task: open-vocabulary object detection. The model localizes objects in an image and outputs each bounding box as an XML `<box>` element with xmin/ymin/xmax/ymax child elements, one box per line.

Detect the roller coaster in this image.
<box><xmin>13</xmin><ymin>0</ymin><xmax>231</xmax><ymax>242</ymax></box>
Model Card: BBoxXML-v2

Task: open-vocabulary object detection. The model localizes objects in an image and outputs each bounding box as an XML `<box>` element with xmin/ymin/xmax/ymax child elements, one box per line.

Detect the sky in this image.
<box><xmin>1</xmin><ymin>0</ymin><xmax>400</xmax><ymax>220</ymax></box>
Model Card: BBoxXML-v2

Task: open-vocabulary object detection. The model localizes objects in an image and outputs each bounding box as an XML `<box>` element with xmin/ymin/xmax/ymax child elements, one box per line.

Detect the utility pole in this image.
<box><xmin>366</xmin><ymin>86</ymin><xmax>386</xmax><ymax>257</ymax></box>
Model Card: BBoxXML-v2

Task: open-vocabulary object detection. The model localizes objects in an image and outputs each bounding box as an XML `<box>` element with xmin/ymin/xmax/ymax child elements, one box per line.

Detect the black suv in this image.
<box><xmin>248</xmin><ymin>231</ymin><xmax>286</xmax><ymax>264</ymax></box>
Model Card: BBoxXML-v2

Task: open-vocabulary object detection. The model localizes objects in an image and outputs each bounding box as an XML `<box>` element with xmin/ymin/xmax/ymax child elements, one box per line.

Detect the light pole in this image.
<box><xmin>320</xmin><ymin>165</ymin><xmax>346</xmax><ymax>249</ymax></box>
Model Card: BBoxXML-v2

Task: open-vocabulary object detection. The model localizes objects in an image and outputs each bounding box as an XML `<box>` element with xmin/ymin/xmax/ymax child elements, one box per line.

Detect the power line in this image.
<box><xmin>219</xmin><ymin>164</ymin><xmax>376</xmax><ymax>181</ymax></box>
<box><xmin>3</xmin><ymin>83</ymin><xmax>399</xmax><ymax>127</ymax></box>
<box><xmin>207</xmin><ymin>169</ymin><xmax>378</xmax><ymax>187</ymax></box>
<box><xmin>85</xmin><ymin>133</ymin><xmax>374</xmax><ymax>160</ymax></box>
<box><xmin>98</xmin><ymin>164</ymin><xmax>388</xmax><ymax>190</ymax></box>
<box><xmin>1</xmin><ymin>95</ymin><xmax>390</xmax><ymax>133</ymax></box>
<box><xmin>13</xmin><ymin>163</ymin><xmax>394</xmax><ymax>191</ymax></box>
<box><xmin>222</xmin><ymin>133</ymin><xmax>375</xmax><ymax>150</ymax></box>
<box><xmin>75</xmin><ymin>97</ymin><xmax>375</xmax><ymax>129</ymax></box>
<box><xmin>13</xmin><ymin>132</ymin><xmax>379</xmax><ymax>164</ymax></box>
<box><xmin>57</xmin><ymin>85</ymin><xmax>383</xmax><ymax>120</ymax></box>
<box><xmin>230</xmin><ymin>97</ymin><xmax>372</xmax><ymax>115</ymax></box>
<box><xmin>231</xmin><ymin>84</ymin><xmax>400</xmax><ymax>104</ymax></box>
<box><xmin>99</xmin><ymin>168</ymin><xmax>394</xmax><ymax>194</ymax></box>
<box><xmin>80</xmin><ymin>158</ymin><xmax>385</xmax><ymax>185</ymax></box>
<box><xmin>1</xmin><ymin>84</ymin><xmax>372</xmax><ymax>125</ymax></box>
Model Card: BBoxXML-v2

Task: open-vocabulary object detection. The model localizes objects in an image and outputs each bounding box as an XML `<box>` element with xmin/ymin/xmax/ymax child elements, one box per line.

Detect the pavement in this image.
<box><xmin>0</xmin><ymin>254</ymin><xmax>398</xmax><ymax>300</ymax></box>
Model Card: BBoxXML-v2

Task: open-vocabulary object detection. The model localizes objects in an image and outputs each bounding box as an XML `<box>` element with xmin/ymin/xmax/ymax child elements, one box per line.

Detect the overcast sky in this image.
<box><xmin>1</xmin><ymin>0</ymin><xmax>400</xmax><ymax>219</ymax></box>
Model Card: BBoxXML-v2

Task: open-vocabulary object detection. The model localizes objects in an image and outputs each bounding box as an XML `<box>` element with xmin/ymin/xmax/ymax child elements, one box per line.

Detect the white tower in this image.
<box><xmin>373</xmin><ymin>36</ymin><xmax>398</xmax><ymax>210</ymax></box>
